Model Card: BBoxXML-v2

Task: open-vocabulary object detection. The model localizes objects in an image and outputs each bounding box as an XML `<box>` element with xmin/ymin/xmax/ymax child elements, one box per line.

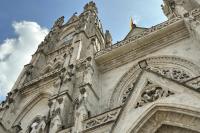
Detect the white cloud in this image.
<box><xmin>0</xmin><ymin>21</ymin><xmax>48</xmax><ymax>100</ymax></box>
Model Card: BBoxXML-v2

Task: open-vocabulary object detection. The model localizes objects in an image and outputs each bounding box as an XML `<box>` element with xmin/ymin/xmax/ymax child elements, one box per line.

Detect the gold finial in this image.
<box><xmin>130</xmin><ymin>17</ymin><xmax>136</xmax><ymax>30</ymax></box>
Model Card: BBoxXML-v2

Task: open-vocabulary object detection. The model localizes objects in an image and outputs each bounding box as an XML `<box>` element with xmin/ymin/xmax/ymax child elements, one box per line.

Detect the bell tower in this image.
<box><xmin>0</xmin><ymin>1</ymin><xmax>112</xmax><ymax>133</ymax></box>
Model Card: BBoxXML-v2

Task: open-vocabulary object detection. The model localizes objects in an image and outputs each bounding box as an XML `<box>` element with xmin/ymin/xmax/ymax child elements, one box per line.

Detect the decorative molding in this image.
<box><xmin>109</xmin><ymin>56</ymin><xmax>200</xmax><ymax>108</ymax></box>
<box><xmin>130</xmin><ymin>105</ymin><xmax>200</xmax><ymax>133</ymax></box>
<box><xmin>95</xmin><ymin>17</ymin><xmax>182</xmax><ymax>57</ymax></box>
<box><xmin>47</xmin><ymin>44</ymin><xmax>72</xmax><ymax>60</ymax></box>
<box><xmin>21</xmin><ymin>68</ymin><xmax>61</xmax><ymax>91</ymax></box>
<box><xmin>109</xmin><ymin>64</ymin><xmax>141</xmax><ymax>108</ymax></box>
<box><xmin>84</xmin><ymin>107</ymin><xmax>121</xmax><ymax>131</ymax></box>
<box><xmin>95</xmin><ymin>18</ymin><xmax>189</xmax><ymax>72</ymax></box>
<box><xmin>121</xmin><ymin>85</ymin><xmax>134</xmax><ymax>104</ymax></box>
<box><xmin>147</xmin><ymin>66</ymin><xmax>191</xmax><ymax>83</ymax></box>
<box><xmin>185</xmin><ymin>76</ymin><xmax>200</xmax><ymax>90</ymax></box>
<box><xmin>146</xmin><ymin>55</ymin><xmax>199</xmax><ymax>74</ymax></box>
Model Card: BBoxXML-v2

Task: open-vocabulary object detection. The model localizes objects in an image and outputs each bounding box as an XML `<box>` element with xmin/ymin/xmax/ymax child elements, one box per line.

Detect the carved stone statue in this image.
<box><xmin>49</xmin><ymin>108</ymin><xmax>62</xmax><ymax>133</ymax></box>
<box><xmin>76</xmin><ymin>16</ymin><xmax>87</xmax><ymax>30</ymax></box>
<box><xmin>11</xmin><ymin>122</ymin><xmax>22</xmax><ymax>133</ymax></box>
<box><xmin>30</xmin><ymin>122</ymin><xmax>39</xmax><ymax>133</ymax></box>
<box><xmin>53</xmin><ymin>76</ymin><xmax>62</xmax><ymax>89</ymax></box>
<box><xmin>37</xmin><ymin>116</ymin><xmax>46</xmax><ymax>133</ymax></box>
<box><xmin>161</xmin><ymin>0</ymin><xmax>176</xmax><ymax>19</ymax></box>
<box><xmin>83</xmin><ymin>57</ymin><xmax>94</xmax><ymax>85</ymax></box>
<box><xmin>73</xmin><ymin>88</ymin><xmax>89</xmax><ymax>133</ymax></box>
<box><xmin>29</xmin><ymin>116</ymin><xmax>46</xmax><ymax>133</ymax></box>
<box><xmin>65</xmin><ymin>64</ymin><xmax>75</xmax><ymax>82</ymax></box>
<box><xmin>162</xmin><ymin>0</ymin><xmax>188</xmax><ymax>18</ymax></box>
<box><xmin>105</xmin><ymin>30</ymin><xmax>112</xmax><ymax>48</ymax></box>
<box><xmin>25</xmin><ymin>64</ymin><xmax>34</xmax><ymax>82</ymax></box>
<box><xmin>174</xmin><ymin>0</ymin><xmax>188</xmax><ymax>17</ymax></box>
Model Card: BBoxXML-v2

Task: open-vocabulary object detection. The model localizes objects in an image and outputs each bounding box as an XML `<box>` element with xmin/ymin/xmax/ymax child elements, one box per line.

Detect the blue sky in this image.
<box><xmin>0</xmin><ymin>0</ymin><xmax>166</xmax><ymax>101</ymax></box>
<box><xmin>0</xmin><ymin>0</ymin><xmax>166</xmax><ymax>43</ymax></box>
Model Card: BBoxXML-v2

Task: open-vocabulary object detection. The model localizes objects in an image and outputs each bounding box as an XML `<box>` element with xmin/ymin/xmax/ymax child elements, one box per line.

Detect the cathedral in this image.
<box><xmin>1</xmin><ymin>0</ymin><xmax>200</xmax><ymax>132</ymax></box>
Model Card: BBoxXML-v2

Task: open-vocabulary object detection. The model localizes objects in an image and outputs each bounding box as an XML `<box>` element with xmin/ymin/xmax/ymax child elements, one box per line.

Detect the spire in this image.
<box><xmin>84</xmin><ymin>1</ymin><xmax>98</xmax><ymax>14</ymax></box>
<box><xmin>130</xmin><ymin>17</ymin><xmax>136</xmax><ymax>30</ymax></box>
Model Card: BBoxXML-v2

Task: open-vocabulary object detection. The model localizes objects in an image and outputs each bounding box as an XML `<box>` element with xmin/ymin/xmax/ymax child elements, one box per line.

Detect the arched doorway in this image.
<box><xmin>109</xmin><ymin>56</ymin><xmax>200</xmax><ymax>108</ymax></box>
<box><xmin>129</xmin><ymin>105</ymin><xmax>200</xmax><ymax>133</ymax></box>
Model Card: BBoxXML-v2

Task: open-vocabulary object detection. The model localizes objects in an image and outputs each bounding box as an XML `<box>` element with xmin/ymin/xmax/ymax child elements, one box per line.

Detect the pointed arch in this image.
<box><xmin>12</xmin><ymin>92</ymin><xmax>52</xmax><ymax>127</ymax></box>
<box><xmin>109</xmin><ymin>56</ymin><xmax>200</xmax><ymax>108</ymax></box>
<box><xmin>25</xmin><ymin>115</ymin><xmax>43</xmax><ymax>133</ymax></box>
<box><xmin>128</xmin><ymin>103</ymin><xmax>200</xmax><ymax>133</ymax></box>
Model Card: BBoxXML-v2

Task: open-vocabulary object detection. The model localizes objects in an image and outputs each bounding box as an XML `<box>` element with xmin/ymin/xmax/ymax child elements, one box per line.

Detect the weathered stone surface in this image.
<box><xmin>1</xmin><ymin>1</ymin><xmax>200</xmax><ymax>133</ymax></box>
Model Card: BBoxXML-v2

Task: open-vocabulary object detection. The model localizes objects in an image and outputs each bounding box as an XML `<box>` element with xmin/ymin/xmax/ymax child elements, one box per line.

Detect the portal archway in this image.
<box><xmin>155</xmin><ymin>125</ymin><xmax>198</xmax><ymax>133</ymax></box>
<box><xmin>12</xmin><ymin>92</ymin><xmax>51</xmax><ymax>127</ymax></box>
<box><xmin>109</xmin><ymin>56</ymin><xmax>200</xmax><ymax>108</ymax></box>
<box><xmin>129</xmin><ymin>105</ymin><xmax>200</xmax><ymax>133</ymax></box>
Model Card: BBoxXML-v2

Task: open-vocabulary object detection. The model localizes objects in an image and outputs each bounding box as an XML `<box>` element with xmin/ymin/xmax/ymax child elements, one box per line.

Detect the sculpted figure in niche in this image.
<box><xmin>162</xmin><ymin>0</ymin><xmax>176</xmax><ymax>19</ymax></box>
<box><xmin>53</xmin><ymin>66</ymin><xmax>75</xmax><ymax>92</ymax></box>
<box><xmin>162</xmin><ymin>0</ymin><xmax>187</xmax><ymax>18</ymax></box>
<box><xmin>49</xmin><ymin>108</ymin><xmax>63</xmax><ymax>133</ymax></box>
<box><xmin>73</xmin><ymin>88</ymin><xmax>89</xmax><ymax>133</ymax></box>
<box><xmin>53</xmin><ymin>75</ymin><xmax>62</xmax><ymax>90</ymax></box>
<box><xmin>57</xmin><ymin>64</ymin><xmax>75</xmax><ymax>84</ymax></box>
<box><xmin>91</xmin><ymin>38</ymin><xmax>100</xmax><ymax>53</ymax></box>
<box><xmin>29</xmin><ymin>116</ymin><xmax>47</xmax><ymax>133</ymax></box>
<box><xmin>25</xmin><ymin>64</ymin><xmax>34</xmax><ymax>82</ymax></box>
<box><xmin>105</xmin><ymin>30</ymin><xmax>112</xmax><ymax>48</ymax></box>
<box><xmin>37</xmin><ymin>116</ymin><xmax>47</xmax><ymax>133</ymax></box>
<box><xmin>30</xmin><ymin>121</ymin><xmax>39</xmax><ymax>133</ymax></box>
<box><xmin>11</xmin><ymin>122</ymin><xmax>22</xmax><ymax>133</ymax></box>
<box><xmin>87</xmin><ymin>38</ymin><xmax>97</xmax><ymax>55</ymax></box>
<box><xmin>83</xmin><ymin>57</ymin><xmax>94</xmax><ymax>85</ymax></box>
<box><xmin>172</xmin><ymin>0</ymin><xmax>188</xmax><ymax>17</ymax></box>
<box><xmin>65</xmin><ymin>64</ymin><xmax>76</xmax><ymax>82</ymax></box>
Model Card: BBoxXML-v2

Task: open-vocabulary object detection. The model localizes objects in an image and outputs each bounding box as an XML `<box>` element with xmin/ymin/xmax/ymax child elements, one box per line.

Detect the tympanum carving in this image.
<box><xmin>135</xmin><ymin>81</ymin><xmax>174</xmax><ymax>108</ymax></box>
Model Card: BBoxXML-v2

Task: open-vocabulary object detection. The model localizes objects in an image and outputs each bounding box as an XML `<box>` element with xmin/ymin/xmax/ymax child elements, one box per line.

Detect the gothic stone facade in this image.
<box><xmin>1</xmin><ymin>1</ymin><xmax>200</xmax><ymax>133</ymax></box>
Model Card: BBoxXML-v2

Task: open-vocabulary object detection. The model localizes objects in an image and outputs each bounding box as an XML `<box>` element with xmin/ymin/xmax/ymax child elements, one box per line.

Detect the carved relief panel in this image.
<box><xmin>147</xmin><ymin>66</ymin><xmax>191</xmax><ymax>82</ymax></box>
<box><xmin>135</xmin><ymin>81</ymin><xmax>174</xmax><ymax>108</ymax></box>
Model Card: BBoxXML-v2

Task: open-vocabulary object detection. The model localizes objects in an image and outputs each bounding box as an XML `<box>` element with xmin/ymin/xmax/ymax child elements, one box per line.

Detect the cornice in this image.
<box><xmin>95</xmin><ymin>17</ymin><xmax>190</xmax><ymax>72</ymax></box>
<box><xmin>95</xmin><ymin>17</ymin><xmax>182</xmax><ymax>57</ymax></box>
<box><xmin>20</xmin><ymin>69</ymin><xmax>61</xmax><ymax>94</ymax></box>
